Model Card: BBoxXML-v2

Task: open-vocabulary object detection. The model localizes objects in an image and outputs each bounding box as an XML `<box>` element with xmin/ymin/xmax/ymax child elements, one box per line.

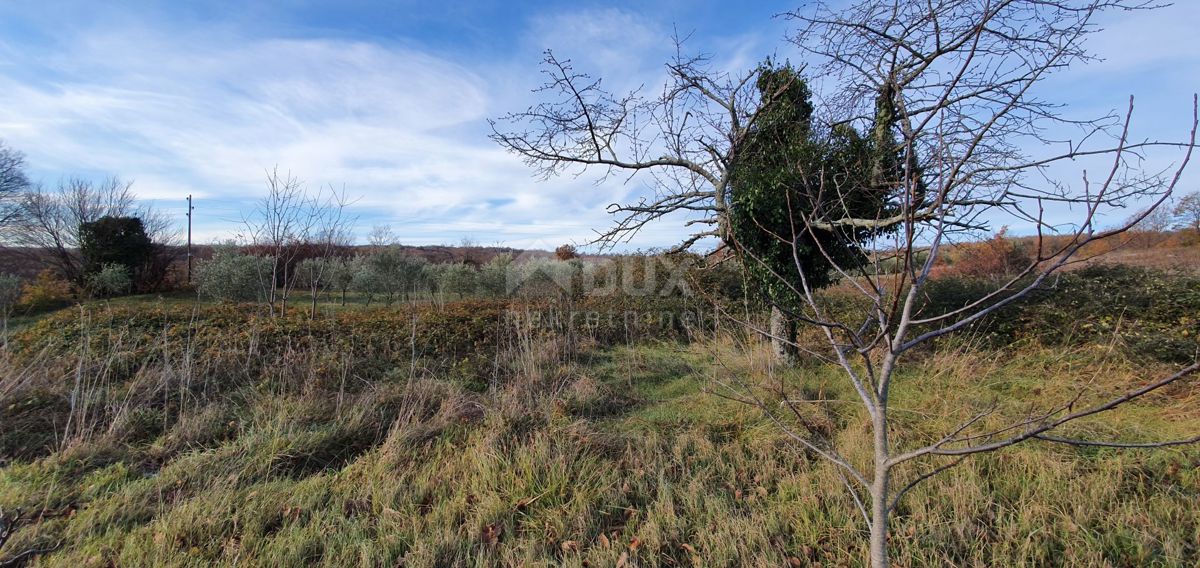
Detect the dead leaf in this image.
<box><xmin>481</xmin><ymin>523</ymin><xmax>503</xmax><ymax>545</ymax></box>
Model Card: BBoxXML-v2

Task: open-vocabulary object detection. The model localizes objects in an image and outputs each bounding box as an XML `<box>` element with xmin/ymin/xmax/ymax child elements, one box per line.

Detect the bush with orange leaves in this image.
<box><xmin>554</xmin><ymin>244</ymin><xmax>579</xmax><ymax>261</ymax></box>
<box><xmin>17</xmin><ymin>269</ymin><xmax>74</xmax><ymax>312</ymax></box>
<box><xmin>942</xmin><ymin>227</ymin><xmax>1032</xmax><ymax>279</ymax></box>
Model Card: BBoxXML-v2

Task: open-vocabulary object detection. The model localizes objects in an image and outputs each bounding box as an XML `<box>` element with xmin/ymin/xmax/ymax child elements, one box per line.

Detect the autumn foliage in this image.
<box><xmin>17</xmin><ymin>269</ymin><xmax>74</xmax><ymax>312</ymax></box>
<box><xmin>554</xmin><ymin>244</ymin><xmax>579</xmax><ymax>261</ymax></box>
<box><xmin>941</xmin><ymin>227</ymin><xmax>1031</xmax><ymax>279</ymax></box>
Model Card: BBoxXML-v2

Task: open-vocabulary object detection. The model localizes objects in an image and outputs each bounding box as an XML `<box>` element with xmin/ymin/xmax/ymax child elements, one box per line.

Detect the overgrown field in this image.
<box><xmin>0</xmin><ymin>266</ymin><xmax>1197</xmax><ymax>566</ymax></box>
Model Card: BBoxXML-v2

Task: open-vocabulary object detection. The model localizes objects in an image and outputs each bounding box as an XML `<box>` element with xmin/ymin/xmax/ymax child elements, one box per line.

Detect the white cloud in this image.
<box><xmin>0</xmin><ymin>19</ymin><xmax>664</xmax><ymax>248</ymax></box>
<box><xmin>526</xmin><ymin>8</ymin><xmax>669</xmax><ymax>76</ymax></box>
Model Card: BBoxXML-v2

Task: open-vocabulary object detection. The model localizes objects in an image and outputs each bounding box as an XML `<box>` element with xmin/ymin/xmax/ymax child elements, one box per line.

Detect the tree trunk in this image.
<box><xmin>869</xmin><ymin>410</ymin><xmax>891</xmax><ymax>567</ymax></box>
<box><xmin>769</xmin><ymin>306</ymin><xmax>798</xmax><ymax>365</ymax></box>
<box><xmin>280</xmin><ymin>264</ymin><xmax>289</xmax><ymax>318</ymax></box>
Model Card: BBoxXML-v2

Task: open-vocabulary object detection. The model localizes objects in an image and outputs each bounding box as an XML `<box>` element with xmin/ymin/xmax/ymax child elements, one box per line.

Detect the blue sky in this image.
<box><xmin>0</xmin><ymin>1</ymin><xmax>1196</xmax><ymax>250</ymax></box>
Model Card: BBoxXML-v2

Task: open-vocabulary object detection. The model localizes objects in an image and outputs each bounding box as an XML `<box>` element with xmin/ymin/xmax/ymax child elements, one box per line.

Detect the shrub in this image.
<box><xmin>0</xmin><ymin>273</ymin><xmax>20</xmax><ymax>318</ymax></box>
<box><xmin>944</xmin><ymin>227</ymin><xmax>1031</xmax><ymax>279</ymax></box>
<box><xmin>18</xmin><ymin>269</ymin><xmax>74</xmax><ymax>312</ymax></box>
<box><xmin>555</xmin><ymin>244</ymin><xmax>579</xmax><ymax>260</ymax></box>
<box><xmin>87</xmin><ymin>264</ymin><xmax>132</xmax><ymax>298</ymax></box>
<box><xmin>194</xmin><ymin>250</ymin><xmax>272</xmax><ymax>302</ymax></box>
<box><xmin>922</xmin><ymin>264</ymin><xmax>1200</xmax><ymax>363</ymax></box>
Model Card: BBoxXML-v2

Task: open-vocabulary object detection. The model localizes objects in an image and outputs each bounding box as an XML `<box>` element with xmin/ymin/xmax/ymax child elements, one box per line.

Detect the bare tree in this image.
<box><xmin>0</xmin><ymin>140</ymin><xmax>30</xmax><ymax>227</ymax></box>
<box><xmin>709</xmin><ymin>2</ymin><xmax>1198</xmax><ymax>566</ymax></box>
<box><xmin>496</xmin><ymin>1</ymin><xmax>1198</xmax><ymax>566</ymax></box>
<box><xmin>1174</xmin><ymin>190</ymin><xmax>1200</xmax><ymax>232</ymax></box>
<box><xmin>6</xmin><ymin>177</ymin><xmax>177</xmax><ymax>287</ymax></box>
<box><xmin>367</xmin><ymin>224</ymin><xmax>397</xmax><ymax>249</ymax></box>
<box><xmin>240</xmin><ymin>168</ymin><xmax>353</xmax><ymax>317</ymax></box>
<box><xmin>302</xmin><ymin>190</ymin><xmax>355</xmax><ymax>318</ymax></box>
<box><xmin>490</xmin><ymin>45</ymin><xmax>780</xmax><ymax>251</ymax></box>
<box><xmin>490</xmin><ymin>42</ymin><xmax>810</xmax><ymax>357</ymax></box>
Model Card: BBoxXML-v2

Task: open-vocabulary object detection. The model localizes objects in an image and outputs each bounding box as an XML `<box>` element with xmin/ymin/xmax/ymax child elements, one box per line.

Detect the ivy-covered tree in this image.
<box><xmin>728</xmin><ymin>62</ymin><xmax>907</xmax><ymax>361</ymax></box>
<box><xmin>78</xmin><ymin>216</ymin><xmax>154</xmax><ymax>292</ymax></box>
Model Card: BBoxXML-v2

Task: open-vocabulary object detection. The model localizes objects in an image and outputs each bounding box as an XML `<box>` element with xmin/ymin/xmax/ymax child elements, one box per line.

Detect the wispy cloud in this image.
<box><xmin>0</xmin><ymin>2</ymin><xmax>1192</xmax><ymax>248</ymax></box>
<box><xmin>0</xmin><ymin>9</ymin><xmax>680</xmax><ymax>248</ymax></box>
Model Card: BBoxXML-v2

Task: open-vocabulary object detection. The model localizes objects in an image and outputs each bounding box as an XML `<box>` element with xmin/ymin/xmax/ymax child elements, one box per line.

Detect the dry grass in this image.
<box><xmin>0</xmin><ymin>292</ymin><xmax>1197</xmax><ymax>566</ymax></box>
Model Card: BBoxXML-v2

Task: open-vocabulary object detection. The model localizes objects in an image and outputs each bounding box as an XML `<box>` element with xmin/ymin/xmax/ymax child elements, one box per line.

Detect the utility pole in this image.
<box><xmin>186</xmin><ymin>194</ymin><xmax>194</xmax><ymax>284</ymax></box>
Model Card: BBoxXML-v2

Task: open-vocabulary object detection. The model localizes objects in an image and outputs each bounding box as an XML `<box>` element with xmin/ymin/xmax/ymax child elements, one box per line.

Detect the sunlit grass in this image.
<box><xmin>0</xmin><ymin>288</ymin><xmax>1197</xmax><ymax>566</ymax></box>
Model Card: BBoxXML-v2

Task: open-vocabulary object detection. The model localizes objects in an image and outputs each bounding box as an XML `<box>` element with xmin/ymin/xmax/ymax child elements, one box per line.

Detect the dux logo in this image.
<box><xmin>505</xmin><ymin>241</ymin><xmax>691</xmax><ymax>297</ymax></box>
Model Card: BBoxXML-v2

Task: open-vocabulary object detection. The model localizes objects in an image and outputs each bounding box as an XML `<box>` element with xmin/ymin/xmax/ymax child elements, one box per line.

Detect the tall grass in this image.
<box><xmin>0</xmin><ymin>287</ymin><xmax>1196</xmax><ymax>566</ymax></box>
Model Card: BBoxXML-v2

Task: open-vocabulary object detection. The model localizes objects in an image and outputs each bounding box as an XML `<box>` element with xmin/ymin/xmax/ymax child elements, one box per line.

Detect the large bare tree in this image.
<box><xmin>495</xmin><ymin>1</ymin><xmax>1198</xmax><ymax>566</ymax></box>
<box><xmin>6</xmin><ymin>177</ymin><xmax>178</xmax><ymax>287</ymax></box>
<box><xmin>490</xmin><ymin>44</ymin><xmax>815</xmax><ymax>357</ymax></box>
<box><xmin>0</xmin><ymin>140</ymin><xmax>30</xmax><ymax>228</ymax></box>
<box><xmin>490</xmin><ymin>45</ymin><xmax>779</xmax><ymax>251</ymax></box>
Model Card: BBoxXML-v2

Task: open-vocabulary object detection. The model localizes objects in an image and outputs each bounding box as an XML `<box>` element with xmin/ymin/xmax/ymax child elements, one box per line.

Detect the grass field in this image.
<box><xmin>0</xmin><ymin>267</ymin><xmax>1197</xmax><ymax>566</ymax></box>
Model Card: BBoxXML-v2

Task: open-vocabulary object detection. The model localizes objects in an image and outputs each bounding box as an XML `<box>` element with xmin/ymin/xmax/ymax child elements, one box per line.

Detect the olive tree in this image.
<box><xmin>326</xmin><ymin>257</ymin><xmax>356</xmax><ymax>306</ymax></box>
<box><xmin>437</xmin><ymin>263</ymin><xmax>477</xmax><ymax>300</ymax></box>
<box><xmin>194</xmin><ymin>249</ymin><xmax>273</xmax><ymax>303</ymax></box>
<box><xmin>351</xmin><ymin>248</ymin><xmax>428</xmax><ymax>306</ymax></box>
<box><xmin>477</xmin><ymin>253</ymin><xmax>513</xmax><ymax>298</ymax></box>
